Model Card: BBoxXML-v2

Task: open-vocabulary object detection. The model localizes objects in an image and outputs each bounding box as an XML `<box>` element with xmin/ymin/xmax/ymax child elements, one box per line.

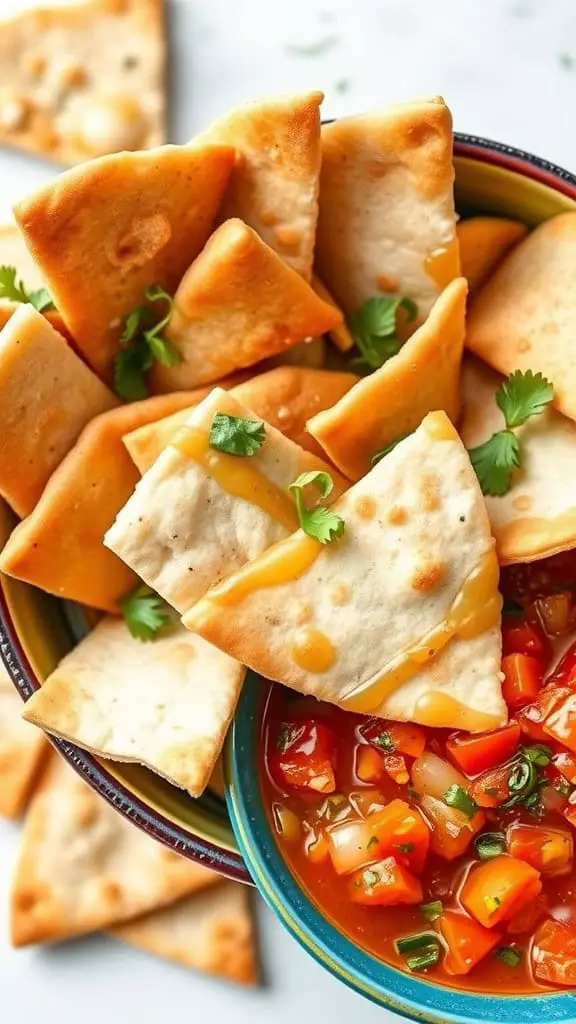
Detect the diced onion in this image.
<box><xmin>272</xmin><ymin>803</ymin><xmax>301</xmax><ymax>843</ymax></box>
<box><xmin>534</xmin><ymin>593</ymin><xmax>572</xmax><ymax>636</ymax></box>
<box><xmin>411</xmin><ymin>752</ymin><xmax>469</xmax><ymax>800</ymax></box>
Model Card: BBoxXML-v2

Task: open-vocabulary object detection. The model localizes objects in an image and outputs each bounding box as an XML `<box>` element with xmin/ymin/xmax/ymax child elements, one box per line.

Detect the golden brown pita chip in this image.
<box><xmin>311</xmin><ymin>275</ymin><xmax>354</xmax><ymax>352</ymax></box>
<box><xmin>0</xmin><ymin>391</ymin><xmax>203</xmax><ymax>611</ymax></box>
<box><xmin>466</xmin><ymin>213</ymin><xmax>576</xmax><ymax>421</ymax></box>
<box><xmin>197</xmin><ymin>91</ymin><xmax>322</xmax><ymax>280</ymax></box>
<box><xmin>14</xmin><ymin>142</ymin><xmax>235</xmax><ymax>382</ymax></box>
<box><xmin>0</xmin><ymin>305</ymin><xmax>118</xmax><ymax>517</ymax></box>
<box><xmin>151</xmin><ymin>219</ymin><xmax>342</xmax><ymax>391</ymax></box>
<box><xmin>0</xmin><ymin>662</ymin><xmax>48</xmax><ymax>819</ymax></box>
<box><xmin>11</xmin><ymin>752</ymin><xmax>218</xmax><ymax>947</ymax></box>
<box><xmin>0</xmin><ymin>223</ymin><xmax>45</xmax><ymax>287</ymax></box>
<box><xmin>315</xmin><ymin>97</ymin><xmax>457</xmax><ymax>319</ymax></box>
<box><xmin>457</xmin><ymin>216</ymin><xmax>528</xmax><ymax>296</ymax></box>
<box><xmin>308</xmin><ymin>278</ymin><xmax>467</xmax><ymax>480</ymax></box>
<box><xmin>0</xmin><ymin>0</ymin><xmax>166</xmax><ymax>165</ymax></box>
<box><xmin>111</xmin><ymin>881</ymin><xmax>258</xmax><ymax>985</ymax></box>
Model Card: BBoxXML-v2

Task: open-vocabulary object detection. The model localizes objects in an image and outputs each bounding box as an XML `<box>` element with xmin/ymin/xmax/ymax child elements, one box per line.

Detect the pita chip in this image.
<box><xmin>111</xmin><ymin>881</ymin><xmax>258</xmax><ymax>985</ymax></box>
<box><xmin>23</xmin><ymin>615</ymin><xmax>246</xmax><ymax>797</ymax></box>
<box><xmin>308</xmin><ymin>278</ymin><xmax>467</xmax><ymax>480</ymax></box>
<box><xmin>0</xmin><ymin>391</ymin><xmax>204</xmax><ymax>611</ymax></box>
<box><xmin>105</xmin><ymin>387</ymin><xmax>347</xmax><ymax>614</ymax></box>
<box><xmin>185</xmin><ymin>411</ymin><xmax>506</xmax><ymax>733</ymax></box>
<box><xmin>124</xmin><ymin>367</ymin><xmax>359</xmax><ymax>473</ymax></box>
<box><xmin>311</xmin><ymin>276</ymin><xmax>354</xmax><ymax>352</ymax></box>
<box><xmin>14</xmin><ymin>142</ymin><xmax>235</xmax><ymax>382</ymax></box>
<box><xmin>150</xmin><ymin>219</ymin><xmax>342</xmax><ymax>392</ymax></box>
<box><xmin>315</xmin><ymin>97</ymin><xmax>458</xmax><ymax>321</ymax></box>
<box><xmin>0</xmin><ymin>223</ymin><xmax>73</xmax><ymax>339</ymax></box>
<box><xmin>0</xmin><ymin>662</ymin><xmax>48</xmax><ymax>819</ymax></box>
<box><xmin>466</xmin><ymin>213</ymin><xmax>576</xmax><ymax>422</ymax></box>
<box><xmin>10</xmin><ymin>752</ymin><xmax>218</xmax><ymax>947</ymax></box>
<box><xmin>197</xmin><ymin>91</ymin><xmax>323</xmax><ymax>280</ymax></box>
<box><xmin>0</xmin><ymin>0</ymin><xmax>166</xmax><ymax>165</ymax></box>
<box><xmin>457</xmin><ymin>216</ymin><xmax>528</xmax><ymax>296</ymax></box>
<box><xmin>461</xmin><ymin>356</ymin><xmax>576</xmax><ymax>564</ymax></box>
<box><xmin>0</xmin><ymin>305</ymin><xmax>118</xmax><ymax>518</ymax></box>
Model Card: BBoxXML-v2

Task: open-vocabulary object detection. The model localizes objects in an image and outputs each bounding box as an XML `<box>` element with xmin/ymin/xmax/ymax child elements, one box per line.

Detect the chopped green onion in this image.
<box><xmin>522</xmin><ymin>744</ymin><xmax>553</xmax><ymax>768</ymax></box>
<box><xmin>395</xmin><ymin>932</ymin><xmax>439</xmax><ymax>955</ymax></box>
<box><xmin>442</xmin><ymin>784</ymin><xmax>478</xmax><ymax>820</ymax></box>
<box><xmin>508</xmin><ymin>760</ymin><xmax>532</xmax><ymax>792</ymax></box>
<box><xmin>475</xmin><ymin>832</ymin><xmax>506</xmax><ymax>860</ymax></box>
<box><xmin>406</xmin><ymin>946</ymin><xmax>441</xmax><ymax>972</ymax></box>
<box><xmin>496</xmin><ymin>946</ymin><xmax>521</xmax><ymax>967</ymax></box>
<box><xmin>373</xmin><ymin>730</ymin><xmax>395</xmax><ymax>753</ymax></box>
<box><xmin>419</xmin><ymin>900</ymin><xmax>444</xmax><ymax>922</ymax></box>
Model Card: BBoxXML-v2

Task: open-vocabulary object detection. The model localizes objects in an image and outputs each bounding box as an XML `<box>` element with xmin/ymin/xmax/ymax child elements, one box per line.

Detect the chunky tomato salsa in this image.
<box><xmin>260</xmin><ymin>551</ymin><xmax>576</xmax><ymax>993</ymax></box>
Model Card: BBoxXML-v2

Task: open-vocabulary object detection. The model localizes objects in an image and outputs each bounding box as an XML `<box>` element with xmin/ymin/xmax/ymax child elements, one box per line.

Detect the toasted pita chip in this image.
<box><xmin>111</xmin><ymin>881</ymin><xmax>258</xmax><ymax>985</ymax></box>
<box><xmin>0</xmin><ymin>662</ymin><xmax>48</xmax><ymax>819</ymax></box>
<box><xmin>466</xmin><ymin>213</ymin><xmax>576</xmax><ymax>421</ymax></box>
<box><xmin>311</xmin><ymin>276</ymin><xmax>354</xmax><ymax>352</ymax></box>
<box><xmin>0</xmin><ymin>222</ymin><xmax>45</xmax><ymax>287</ymax></box>
<box><xmin>0</xmin><ymin>391</ymin><xmax>204</xmax><ymax>611</ymax></box>
<box><xmin>461</xmin><ymin>356</ymin><xmax>576</xmax><ymax>564</ymax></box>
<box><xmin>125</xmin><ymin>367</ymin><xmax>358</xmax><ymax>472</ymax></box>
<box><xmin>23</xmin><ymin>615</ymin><xmax>245</xmax><ymax>797</ymax></box>
<box><xmin>262</xmin><ymin>336</ymin><xmax>326</xmax><ymax>371</ymax></box>
<box><xmin>197</xmin><ymin>91</ymin><xmax>322</xmax><ymax>280</ymax></box>
<box><xmin>457</xmin><ymin>217</ymin><xmax>528</xmax><ymax>296</ymax></box>
<box><xmin>0</xmin><ymin>0</ymin><xmax>166</xmax><ymax>165</ymax></box>
<box><xmin>14</xmin><ymin>142</ymin><xmax>235</xmax><ymax>382</ymax></box>
<box><xmin>0</xmin><ymin>305</ymin><xmax>118</xmax><ymax>518</ymax></box>
<box><xmin>106</xmin><ymin>387</ymin><xmax>346</xmax><ymax>614</ymax></box>
<box><xmin>10</xmin><ymin>752</ymin><xmax>218</xmax><ymax>947</ymax></box>
<box><xmin>307</xmin><ymin>279</ymin><xmax>467</xmax><ymax>480</ymax></box>
<box><xmin>315</xmin><ymin>97</ymin><xmax>458</xmax><ymax>320</ymax></box>
<box><xmin>151</xmin><ymin>219</ymin><xmax>342</xmax><ymax>392</ymax></box>
<box><xmin>184</xmin><ymin>411</ymin><xmax>506</xmax><ymax>732</ymax></box>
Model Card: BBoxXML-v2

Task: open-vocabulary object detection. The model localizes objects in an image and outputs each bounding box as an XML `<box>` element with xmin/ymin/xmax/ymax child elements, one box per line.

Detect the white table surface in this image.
<box><xmin>1</xmin><ymin>0</ymin><xmax>576</xmax><ymax>1021</ymax></box>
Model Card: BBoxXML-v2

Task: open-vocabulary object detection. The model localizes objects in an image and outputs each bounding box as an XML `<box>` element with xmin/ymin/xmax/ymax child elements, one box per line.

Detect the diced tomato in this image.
<box><xmin>419</xmin><ymin>795</ymin><xmax>484</xmax><ymax>861</ymax></box>
<box><xmin>471</xmin><ymin>762</ymin><xmax>513</xmax><ymax>808</ymax></box>
<box><xmin>355</xmin><ymin>745</ymin><xmax>384</xmax><ymax>784</ymax></box>
<box><xmin>271</xmin><ymin>719</ymin><xmax>336</xmax><ymax>793</ymax></box>
<box><xmin>461</xmin><ymin>855</ymin><xmax>542</xmax><ymax>928</ymax></box>
<box><xmin>382</xmin><ymin>753</ymin><xmax>410</xmax><ymax>785</ymax></box>
<box><xmin>532</xmin><ymin>919</ymin><xmax>576</xmax><ymax>986</ymax></box>
<box><xmin>446</xmin><ymin>722</ymin><xmax>521</xmax><ymax>777</ymax></box>
<box><xmin>549</xmin><ymin>641</ymin><xmax>576</xmax><ymax>689</ymax></box>
<box><xmin>348</xmin><ymin>856</ymin><xmax>422</xmax><ymax>906</ymax></box>
<box><xmin>506</xmin><ymin>895</ymin><xmax>547</xmax><ymax>935</ymax></box>
<box><xmin>516</xmin><ymin>685</ymin><xmax>573</xmax><ymax>743</ymax></box>
<box><xmin>506</xmin><ymin>823</ymin><xmax>574</xmax><ymax>877</ymax></box>
<box><xmin>502</xmin><ymin>617</ymin><xmax>550</xmax><ymax>662</ymax></box>
<box><xmin>544</xmin><ymin>693</ymin><xmax>576</xmax><ymax>753</ymax></box>
<box><xmin>501</xmin><ymin>655</ymin><xmax>543</xmax><ymax>711</ymax></box>
<box><xmin>554</xmin><ymin>750</ymin><xmax>576</xmax><ymax>785</ymax></box>
<box><xmin>327</xmin><ymin>799</ymin><xmax>430</xmax><ymax>876</ymax></box>
<box><xmin>516</xmin><ymin>703</ymin><xmax>551</xmax><ymax>743</ymax></box>
<box><xmin>358</xmin><ymin>719</ymin><xmax>426</xmax><ymax>758</ymax></box>
<box><xmin>437</xmin><ymin>910</ymin><xmax>501</xmax><ymax>975</ymax></box>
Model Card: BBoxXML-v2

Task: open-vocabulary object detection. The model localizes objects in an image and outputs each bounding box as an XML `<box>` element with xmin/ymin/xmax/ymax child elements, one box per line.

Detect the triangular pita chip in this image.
<box><xmin>0</xmin><ymin>305</ymin><xmax>118</xmax><ymax>518</ymax></box>
<box><xmin>150</xmin><ymin>219</ymin><xmax>342</xmax><ymax>392</ymax></box>
<box><xmin>262</xmin><ymin>336</ymin><xmax>326</xmax><ymax>371</ymax></box>
<box><xmin>184</xmin><ymin>411</ymin><xmax>506</xmax><ymax>732</ymax></box>
<box><xmin>197</xmin><ymin>91</ymin><xmax>323</xmax><ymax>280</ymax></box>
<box><xmin>124</xmin><ymin>367</ymin><xmax>359</xmax><ymax>473</ymax></box>
<box><xmin>461</xmin><ymin>356</ymin><xmax>576</xmax><ymax>564</ymax></box>
<box><xmin>23</xmin><ymin>615</ymin><xmax>246</xmax><ymax>797</ymax></box>
<box><xmin>311</xmin><ymin>276</ymin><xmax>354</xmax><ymax>352</ymax></box>
<box><xmin>106</xmin><ymin>387</ymin><xmax>347</xmax><ymax>613</ymax></box>
<box><xmin>111</xmin><ymin>881</ymin><xmax>258</xmax><ymax>985</ymax></box>
<box><xmin>0</xmin><ymin>223</ymin><xmax>74</xmax><ymax>340</ymax></box>
<box><xmin>457</xmin><ymin>216</ymin><xmax>528</xmax><ymax>296</ymax></box>
<box><xmin>14</xmin><ymin>142</ymin><xmax>235</xmax><ymax>382</ymax></box>
<box><xmin>0</xmin><ymin>390</ymin><xmax>204</xmax><ymax>610</ymax></box>
<box><xmin>308</xmin><ymin>278</ymin><xmax>467</xmax><ymax>480</ymax></box>
<box><xmin>466</xmin><ymin>213</ymin><xmax>576</xmax><ymax>422</ymax></box>
<box><xmin>315</xmin><ymin>96</ymin><xmax>458</xmax><ymax>319</ymax></box>
<box><xmin>0</xmin><ymin>0</ymin><xmax>166</xmax><ymax>165</ymax></box>
<box><xmin>0</xmin><ymin>662</ymin><xmax>48</xmax><ymax>819</ymax></box>
<box><xmin>11</xmin><ymin>752</ymin><xmax>218</xmax><ymax>947</ymax></box>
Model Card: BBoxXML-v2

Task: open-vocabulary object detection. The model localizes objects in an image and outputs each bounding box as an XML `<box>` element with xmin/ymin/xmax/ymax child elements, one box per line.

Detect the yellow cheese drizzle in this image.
<box><xmin>291</xmin><ymin>628</ymin><xmax>336</xmax><ymax>673</ymax></box>
<box><xmin>413</xmin><ymin>692</ymin><xmax>504</xmax><ymax>732</ymax></box>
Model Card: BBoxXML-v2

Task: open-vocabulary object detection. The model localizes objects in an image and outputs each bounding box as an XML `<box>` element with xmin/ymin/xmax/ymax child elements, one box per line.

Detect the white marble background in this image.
<box><xmin>0</xmin><ymin>0</ymin><xmax>575</xmax><ymax>1021</ymax></box>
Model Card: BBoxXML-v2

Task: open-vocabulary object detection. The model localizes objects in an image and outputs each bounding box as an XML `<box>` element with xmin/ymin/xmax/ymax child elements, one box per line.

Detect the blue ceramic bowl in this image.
<box><xmin>225</xmin><ymin>674</ymin><xmax>576</xmax><ymax>1024</ymax></box>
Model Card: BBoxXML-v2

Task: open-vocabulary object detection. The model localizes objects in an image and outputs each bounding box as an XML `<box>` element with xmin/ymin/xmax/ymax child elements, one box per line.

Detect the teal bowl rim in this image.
<box><xmin>225</xmin><ymin>675</ymin><xmax>576</xmax><ymax>1023</ymax></box>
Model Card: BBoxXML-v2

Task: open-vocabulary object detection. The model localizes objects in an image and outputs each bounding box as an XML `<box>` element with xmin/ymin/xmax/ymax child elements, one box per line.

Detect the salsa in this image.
<box><xmin>260</xmin><ymin>550</ymin><xmax>576</xmax><ymax>993</ymax></box>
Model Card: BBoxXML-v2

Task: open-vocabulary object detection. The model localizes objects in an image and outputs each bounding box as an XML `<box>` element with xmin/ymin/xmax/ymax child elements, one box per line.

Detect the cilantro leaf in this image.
<box><xmin>114</xmin><ymin>284</ymin><xmax>181</xmax><ymax>401</ymax></box>
<box><xmin>496</xmin><ymin>369</ymin><xmax>554</xmax><ymax>429</ymax></box>
<box><xmin>469</xmin><ymin>430</ymin><xmax>521</xmax><ymax>497</ymax></box>
<box><xmin>0</xmin><ymin>265</ymin><xmax>54</xmax><ymax>312</ymax></box>
<box><xmin>120</xmin><ymin>584</ymin><xmax>171</xmax><ymax>641</ymax></box>
<box><xmin>349</xmin><ymin>296</ymin><xmax>417</xmax><ymax>371</ymax></box>
<box><xmin>113</xmin><ymin>344</ymin><xmax>153</xmax><ymax>402</ymax></box>
<box><xmin>371</xmin><ymin>432</ymin><xmax>411</xmax><ymax>465</ymax></box>
<box><xmin>209</xmin><ymin>413</ymin><xmax>266</xmax><ymax>457</ymax></box>
<box><xmin>289</xmin><ymin>470</ymin><xmax>345</xmax><ymax>545</ymax></box>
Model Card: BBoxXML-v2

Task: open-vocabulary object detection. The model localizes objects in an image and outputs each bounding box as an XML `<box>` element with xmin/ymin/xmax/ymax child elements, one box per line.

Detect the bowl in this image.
<box><xmin>225</xmin><ymin>675</ymin><xmax>576</xmax><ymax>1023</ymax></box>
<box><xmin>2</xmin><ymin>132</ymin><xmax>576</xmax><ymax>885</ymax></box>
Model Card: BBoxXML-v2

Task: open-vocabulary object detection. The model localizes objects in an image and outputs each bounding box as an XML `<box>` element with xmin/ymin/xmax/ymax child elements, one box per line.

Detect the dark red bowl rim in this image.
<box><xmin>2</xmin><ymin>132</ymin><xmax>575</xmax><ymax>885</ymax></box>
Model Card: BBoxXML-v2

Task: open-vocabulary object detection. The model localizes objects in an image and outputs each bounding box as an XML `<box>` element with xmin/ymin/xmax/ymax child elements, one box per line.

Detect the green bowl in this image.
<box><xmin>2</xmin><ymin>133</ymin><xmax>576</xmax><ymax>882</ymax></box>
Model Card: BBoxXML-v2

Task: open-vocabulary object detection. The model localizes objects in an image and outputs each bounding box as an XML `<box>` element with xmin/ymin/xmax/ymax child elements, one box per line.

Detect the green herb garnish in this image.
<box><xmin>419</xmin><ymin>900</ymin><xmax>444</xmax><ymax>922</ymax></box>
<box><xmin>371</xmin><ymin>432</ymin><xmax>411</xmax><ymax>466</ymax></box>
<box><xmin>522</xmin><ymin>744</ymin><xmax>553</xmax><ymax>768</ymax></box>
<box><xmin>372</xmin><ymin>730</ymin><xmax>395</xmax><ymax>753</ymax></box>
<box><xmin>442</xmin><ymin>784</ymin><xmax>478</xmax><ymax>820</ymax></box>
<box><xmin>496</xmin><ymin>946</ymin><xmax>521</xmax><ymax>967</ymax></box>
<box><xmin>395</xmin><ymin>933</ymin><xmax>439</xmax><ymax>955</ymax></box>
<box><xmin>209</xmin><ymin>413</ymin><xmax>266</xmax><ymax>457</ymax></box>
<box><xmin>289</xmin><ymin>471</ymin><xmax>345</xmax><ymax>545</ymax></box>
<box><xmin>475</xmin><ymin>832</ymin><xmax>507</xmax><ymax>860</ymax></box>
<box><xmin>120</xmin><ymin>584</ymin><xmax>171</xmax><ymax>641</ymax></box>
<box><xmin>349</xmin><ymin>296</ymin><xmax>417</xmax><ymax>371</ymax></box>
<box><xmin>406</xmin><ymin>947</ymin><xmax>441</xmax><ymax>972</ymax></box>
<box><xmin>114</xmin><ymin>284</ymin><xmax>181</xmax><ymax>401</ymax></box>
<box><xmin>0</xmin><ymin>265</ymin><xmax>54</xmax><ymax>312</ymax></box>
